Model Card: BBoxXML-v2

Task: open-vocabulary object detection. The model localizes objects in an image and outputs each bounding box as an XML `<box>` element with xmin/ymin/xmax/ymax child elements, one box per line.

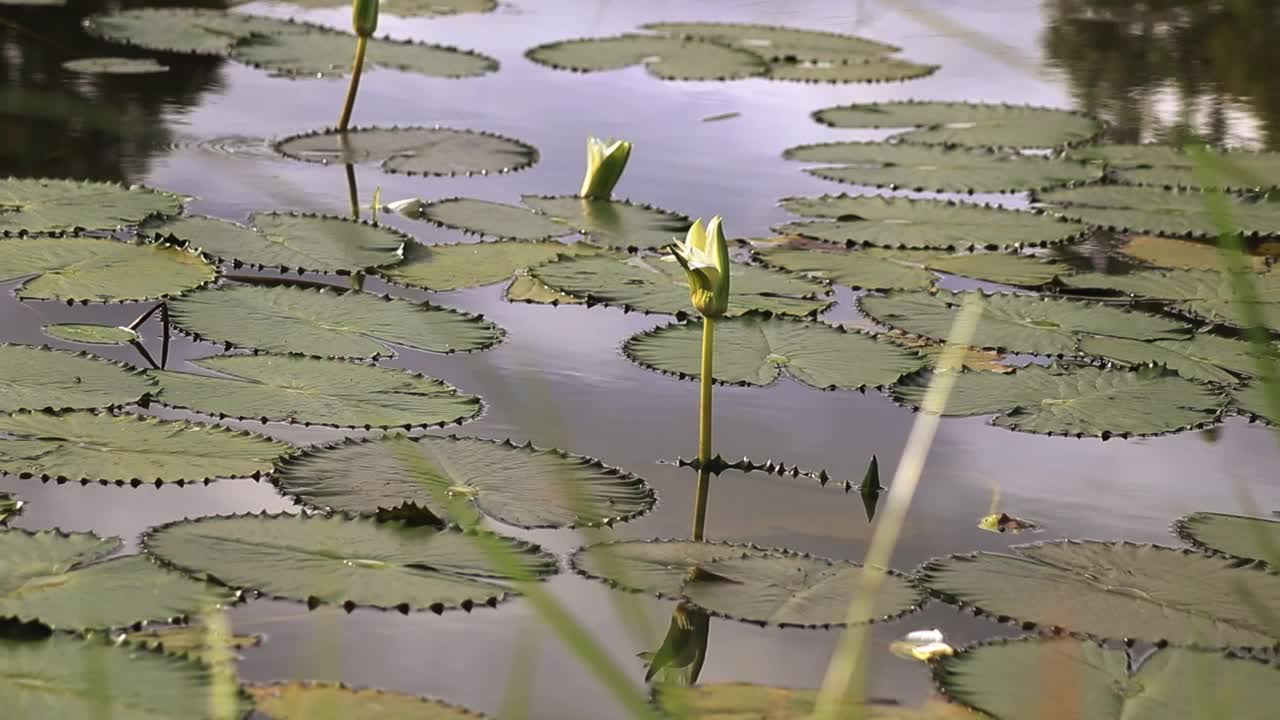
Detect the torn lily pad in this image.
<box><xmin>144</xmin><ymin>513</ymin><xmax>557</xmax><ymax>611</ymax></box>
<box><xmin>777</xmin><ymin>195</ymin><xmax>1086</xmax><ymax>250</ymax></box>
<box><xmin>266</xmin><ymin>0</ymin><xmax>495</xmax><ymax>15</ymax></box>
<box><xmin>654</xmin><ymin>683</ymin><xmax>969</xmax><ymax>719</ymax></box>
<box><xmin>0</xmin><ymin>177</ymin><xmax>182</xmax><ymax>235</ymax></box>
<box><xmin>892</xmin><ymin>363</ymin><xmax>1226</xmax><ymax>437</ymax></box>
<box><xmin>152</xmin><ymin>213</ymin><xmax>406</xmax><ymax>274</ymax></box>
<box><xmin>420</xmin><ymin>198</ymin><xmax>576</xmax><ymax>240</ymax></box>
<box><xmin>1120</xmin><ymin>234</ymin><xmax>1269</xmax><ymax>271</ymax></box>
<box><xmin>1079</xmin><ymin>333</ymin><xmax>1259</xmax><ymax>385</ymax></box>
<box><xmin>521</xmin><ymin>195</ymin><xmax>691</xmax><ymax>250</ymax></box>
<box><xmin>1067</xmin><ymin>143</ymin><xmax>1280</xmax><ymax>191</ymax></box>
<box><xmin>168</xmin><ymin>284</ymin><xmax>502</xmax><ymax>358</ymax></box>
<box><xmin>1036</xmin><ymin>185</ymin><xmax>1280</xmax><ymax>237</ymax></box>
<box><xmin>148</xmin><ymin>355</ymin><xmax>480</xmax><ymax>429</ymax></box>
<box><xmin>625</xmin><ymin>314</ymin><xmax>924</xmax><ymax>389</ymax></box>
<box><xmin>275</xmin><ymin>126</ymin><xmax>536</xmax><ymax>176</ymax></box>
<box><xmin>232</xmin><ymin>31</ymin><xmax>496</xmax><ymax>79</ymax></box>
<box><xmin>61</xmin><ymin>56</ymin><xmax>169</xmax><ymax>74</ymax></box>
<box><xmin>860</xmin><ymin>290</ymin><xmax>1190</xmax><ymax>356</ymax></box>
<box><xmin>526</xmin><ymin>34</ymin><xmax>768</xmax><ymax>81</ymax></box>
<box><xmin>1174</xmin><ymin>512</ymin><xmax>1280</xmax><ymax>565</ymax></box>
<box><xmin>0</xmin><ymin>529</ymin><xmax>235</xmax><ymax>630</ymax></box>
<box><xmin>783</xmin><ymin>143</ymin><xmax>1101</xmax><ymax>193</ymax></box>
<box><xmin>380</xmin><ymin>239</ymin><xmax>598</xmax><ymax>291</ymax></box>
<box><xmin>272</xmin><ymin>434</ymin><xmax>654</xmax><ymax>528</ymax></box>
<box><xmin>937</xmin><ymin>638</ymin><xmax>1280</xmax><ymax>720</ymax></box>
<box><xmin>755</xmin><ymin>243</ymin><xmax>936</xmax><ymax>291</ymax></box>
<box><xmin>0</xmin><ymin>236</ymin><xmax>215</xmax><ymax>302</ymax></box>
<box><xmin>813</xmin><ymin>101</ymin><xmax>1100</xmax><ymax>148</ymax></box>
<box><xmin>573</xmin><ymin>540</ymin><xmax>923</xmax><ymax>626</ymax></box>
<box><xmin>1063</xmin><ymin>268</ymin><xmax>1280</xmax><ymax>331</ymax></box>
<box><xmin>530</xmin><ymin>254</ymin><xmax>831</xmax><ymax>317</ymax></box>
<box><xmin>84</xmin><ymin>9</ymin><xmax>310</xmax><ymax>55</ymax></box>
<box><xmin>119</xmin><ymin>624</ymin><xmax>261</xmax><ymax>662</ymax></box>
<box><xmin>0</xmin><ymin>410</ymin><xmax>290</xmax><ymax>484</ymax></box>
<box><xmin>0</xmin><ymin>344</ymin><xmax>153</xmax><ymax>413</ymax></box>
<box><xmin>42</xmin><ymin>323</ymin><xmax>137</xmax><ymax>346</ymax></box>
<box><xmin>921</xmin><ymin>541</ymin><xmax>1280</xmax><ymax>646</ymax></box>
<box><xmin>249</xmin><ymin>683</ymin><xmax>483</xmax><ymax>719</ymax></box>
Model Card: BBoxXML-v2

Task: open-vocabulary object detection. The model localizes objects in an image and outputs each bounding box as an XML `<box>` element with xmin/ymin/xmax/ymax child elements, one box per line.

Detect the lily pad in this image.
<box><xmin>267</xmin><ymin>0</ymin><xmax>495</xmax><ymax>15</ymax></box>
<box><xmin>755</xmin><ymin>245</ymin><xmax>936</xmax><ymax>291</ymax></box>
<box><xmin>1062</xmin><ymin>268</ymin><xmax>1280</xmax><ymax>330</ymax></box>
<box><xmin>1232</xmin><ymin>382</ymin><xmax>1280</xmax><ymax>423</ymax></box>
<box><xmin>525</xmin><ymin>34</ymin><xmax>768</xmax><ymax>81</ymax></box>
<box><xmin>0</xmin><ymin>633</ymin><xmax>250</xmax><ymax>719</ymax></box>
<box><xmin>381</xmin><ymin>240</ymin><xmax>598</xmax><ymax>291</ymax></box>
<box><xmin>0</xmin><ymin>344</ymin><xmax>154</xmax><ymax>412</ymax></box>
<box><xmin>232</xmin><ymin>31</ymin><xmax>496</xmax><ymax>79</ymax></box>
<box><xmin>1120</xmin><ymin>234</ymin><xmax>1269</xmax><ymax>271</ymax></box>
<box><xmin>249</xmin><ymin>682</ymin><xmax>483</xmax><ymax>719</ymax></box>
<box><xmin>84</xmin><ymin>8</ymin><xmax>309</xmax><ymax>55</ymax></box>
<box><xmin>149</xmin><ymin>355</ymin><xmax>479</xmax><ymax>429</ymax></box>
<box><xmin>120</xmin><ymin>625</ymin><xmax>261</xmax><ymax>662</ymax></box>
<box><xmin>1175</xmin><ymin>512</ymin><xmax>1280</xmax><ymax>565</ymax></box>
<box><xmin>654</xmin><ymin>683</ymin><xmax>969</xmax><ymax>719</ymax></box>
<box><xmin>420</xmin><ymin>198</ymin><xmax>577</xmax><ymax>241</ymax></box>
<box><xmin>1079</xmin><ymin>334</ymin><xmax>1259</xmax><ymax>385</ymax></box>
<box><xmin>0</xmin><ymin>410</ymin><xmax>290</xmax><ymax>484</ymax></box>
<box><xmin>275</xmin><ymin>127</ymin><xmax>536</xmax><ymax>177</ymax></box>
<box><xmin>530</xmin><ymin>254</ymin><xmax>831</xmax><ymax>317</ymax></box>
<box><xmin>923</xmin><ymin>252</ymin><xmax>1068</xmax><ymax>286</ymax></box>
<box><xmin>1036</xmin><ymin>185</ymin><xmax>1280</xmax><ymax>237</ymax></box>
<box><xmin>168</xmin><ymin>284</ymin><xmax>502</xmax><ymax>358</ymax></box>
<box><xmin>765</xmin><ymin>56</ymin><xmax>937</xmax><ymax>83</ymax></box>
<box><xmin>936</xmin><ymin>638</ymin><xmax>1280</xmax><ymax>720</ymax></box>
<box><xmin>154</xmin><ymin>214</ymin><xmax>406</xmax><ymax>274</ymax></box>
<box><xmin>0</xmin><ymin>236</ymin><xmax>215</xmax><ymax>302</ymax></box>
<box><xmin>42</xmin><ymin>323</ymin><xmax>138</xmax><ymax>345</ymax></box>
<box><xmin>1067</xmin><ymin>144</ymin><xmax>1280</xmax><ymax>191</ymax></box>
<box><xmin>272</xmin><ymin>434</ymin><xmax>654</xmax><ymax>529</ymax></box>
<box><xmin>920</xmin><ymin>540</ymin><xmax>1280</xmax><ymax>646</ymax></box>
<box><xmin>813</xmin><ymin>101</ymin><xmax>1100</xmax><ymax>148</ymax></box>
<box><xmin>860</xmin><ymin>290</ymin><xmax>1190</xmax><ymax>355</ymax></box>
<box><xmin>144</xmin><ymin>513</ymin><xmax>557</xmax><ymax>611</ymax></box>
<box><xmin>572</xmin><ymin>540</ymin><xmax>923</xmax><ymax>626</ymax></box>
<box><xmin>0</xmin><ymin>529</ymin><xmax>235</xmax><ymax>630</ymax></box>
<box><xmin>0</xmin><ymin>177</ymin><xmax>182</xmax><ymax>235</ymax></box>
<box><xmin>61</xmin><ymin>56</ymin><xmax>169</xmax><ymax>74</ymax></box>
<box><xmin>777</xmin><ymin>195</ymin><xmax>1086</xmax><ymax>250</ymax></box>
<box><xmin>625</xmin><ymin>315</ymin><xmax>924</xmax><ymax>389</ymax></box>
<box><xmin>892</xmin><ymin>363</ymin><xmax>1226</xmax><ymax>437</ymax></box>
<box><xmin>521</xmin><ymin>195</ymin><xmax>691</xmax><ymax>250</ymax></box>
<box><xmin>783</xmin><ymin>143</ymin><xmax>1101</xmax><ymax>193</ymax></box>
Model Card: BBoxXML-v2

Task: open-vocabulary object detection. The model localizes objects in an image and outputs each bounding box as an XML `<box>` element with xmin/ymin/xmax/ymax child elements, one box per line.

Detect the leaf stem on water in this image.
<box><xmin>691</xmin><ymin>316</ymin><xmax>716</xmax><ymax>541</ymax></box>
<box><xmin>337</xmin><ymin>36</ymin><xmax>368</xmax><ymax>132</ymax></box>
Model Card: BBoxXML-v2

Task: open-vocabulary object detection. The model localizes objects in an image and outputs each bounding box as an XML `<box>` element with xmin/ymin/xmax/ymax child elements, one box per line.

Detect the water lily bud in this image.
<box><xmin>353</xmin><ymin>0</ymin><xmax>379</xmax><ymax>38</ymax></box>
<box><xmin>668</xmin><ymin>216</ymin><xmax>731</xmax><ymax>318</ymax></box>
<box><xmin>579</xmin><ymin>136</ymin><xmax>632</xmax><ymax>199</ymax></box>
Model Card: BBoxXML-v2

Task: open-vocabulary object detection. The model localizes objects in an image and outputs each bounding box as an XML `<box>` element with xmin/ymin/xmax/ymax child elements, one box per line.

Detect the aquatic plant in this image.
<box><xmin>338</xmin><ymin>0</ymin><xmax>378</xmax><ymax>131</ymax></box>
<box><xmin>579</xmin><ymin>136</ymin><xmax>632</xmax><ymax>200</ymax></box>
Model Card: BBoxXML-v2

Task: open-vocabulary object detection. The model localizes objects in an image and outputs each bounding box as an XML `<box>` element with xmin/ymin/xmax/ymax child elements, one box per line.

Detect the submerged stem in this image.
<box><xmin>337</xmin><ymin>36</ymin><xmax>368</xmax><ymax>132</ymax></box>
<box><xmin>690</xmin><ymin>316</ymin><xmax>716</xmax><ymax>541</ymax></box>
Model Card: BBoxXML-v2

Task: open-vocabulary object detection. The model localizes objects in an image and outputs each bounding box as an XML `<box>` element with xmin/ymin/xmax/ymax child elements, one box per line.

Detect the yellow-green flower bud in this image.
<box><xmin>353</xmin><ymin>0</ymin><xmax>379</xmax><ymax>38</ymax></box>
<box><xmin>668</xmin><ymin>216</ymin><xmax>731</xmax><ymax>318</ymax></box>
<box><xmin>579</xmin><ymin>136</ymin><xmax>632</xmax><ymax>199</ymax></box>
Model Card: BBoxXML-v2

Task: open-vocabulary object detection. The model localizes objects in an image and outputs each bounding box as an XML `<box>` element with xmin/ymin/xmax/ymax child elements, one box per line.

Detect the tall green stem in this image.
<box><xmin>337</xmin><ymin>36</ymin><xmax>368</xmax><ymax>132</ymax></box>
<box><xmin>690</xmin><ymin>316</ymin><xmax>715</xmax><ymax>541</ymax></box>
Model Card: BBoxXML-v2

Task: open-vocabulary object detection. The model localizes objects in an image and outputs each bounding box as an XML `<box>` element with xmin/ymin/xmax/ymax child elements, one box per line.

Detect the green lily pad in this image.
<box><xmin>249</xmin><ymin>682</ymin><xmax>482</xmax><ymax>719</ymax></box>
<box><xmin>380</xmin><ymin>240</ymin><xmax>599</xmax><ymax>291</ymax></box>
<box><xmin>0</xmin><ymin>633</ymin><xmax>251</xmax><ymax>719</ymax></box>
<box><xmin>84</xmin><ymin>8</ymin><xmax>309</xmax><ymax>55</ymax></box>
<box><xmin>266</xmin><ymin>0</ymin><xmax>495</xmax><ymax>15</ymax></box>
<box><xmin>755</xmin><ymin>244</ymin><xmax>936</xmax><ymax>291</ymax></box>
<box><xmin>0</xmin><ymin>0</ymin><xmax>62</xmax><ymax>5</ymax></box>
<box><xmin>625</xmin><ymin>315</ymin><xmax>924</xmax><ymax>389</ymax></box>
<box><xmin>0</xmin><ymin>177</ymin><xmax>182</xmax><ymax>235</ymax></box>
<box><xmin>892</xmin><ymin>363</ymin><xmax>1226</xmax><ymax>437</ymax></box>
<box><xmin>936</xmin><ymin>638</ymin><xmax>1280</xmax><ymax>720</ymax></box>
<box><xmin>168</xmin><ymin>284</ymin><xmax>502</xmax><ymax>358</ymax></box>
<box><xmin>920</xmin><ymin>540</ymin><xmax>1279</xmax><ymax>646</ymax></box>
<box><xmin>521</xmin><ymin>195</ymin><xmax>691</xmax><ymax>250</ymax></box>
<box><xmin>505</xmin><ymin>274</ymin><xmax>582</xmax><ymax>305</ymax></box>
<box><xmin>0</xmin><ymin>410</ymin><xmax>290</xmax><ymax>484</ymax></box>
<box><xmin>1036</xmin><ymin>185</ymin><xmax>1280</xmax><ymax>237</ymax></box>
<box><xmin>0</xmin><ymin>236</ymin><xmax>215</xmax><ymax>302</ymax></box>
<box><xmin>42</xmin><ymin>323</ymin><xmax>138</xmax><ymax>346</ymax></box>
<box><xmin>119</xmin><ymin>625</ymin><xmax>261</xmax><ymax>662</ymax></box>
<box><xmin>1174</xmin><ymin>512</ymin><xmax>1280</xmax><ymax>565</ymax></box>
<box><xmin>813</xmin><ymin>101</ymin><xmax>1100</xmax><ymax>148</ymax></box>
<box><xmin>1063</xmin><ymin>268</ymin><xmax>1280</xmax><ymax>330</ymax></box>
<box><xmin>1079</xmin><ymin>334</ymin><xmax>1259</xmax><ymax>385</ymax></box>
<box><xmin>1232</xmin><ymin>382</ymin><xmax>1280</xmax><ymax>423</ymax></box>
<box><xmin>642</xmin><ymin>22</ymin><xmax>898</xmax><ymax>62</ymax></box>
<box><xmin>924</xmin><ymin>252</ymin><xmax>1068</xmax><ymax>286</ymax></box>
<box><xmin>1067</xmin><ymin>144</ymin><xmax>1280</xmax><ymax>191</ymax></box>
<box><xmin>765</xmin><ymin>56</ymin><xmax>937</xmax><ymax>83</ymax></box>
<box><xmin>153</xmin><ymin>214</ymin><xmax>405</xmax><ymax>274</ymax></box>
<box><xmin>420</xmin><ymin>198</ymin><xmax>576</xmax><ymax>241</ymax></box>
<box><xmin>783</xmin><ymin>143</ymin><xmax>1101</xmax><ymax>193</ymax></box>
<box><xmin>0</xmin><ymin>344</ymin><xmax>154</xmax><ymax>412</ymax></box>
<box><xmin>275</xmin><ymin>127</ymin><xmax>536</xmax><ymax>177</ymax></box>
<box><xmin>144</xmin><ymin>513</ymin><xmax>556</xmax><ymax>611</ymax></box>
<box><xmin>573</xmin><ymin>540</ymin><xmax>922</xmax><ymax>627</ymax></box>
<box><xmin>149</xmin><ymin>355</ymin><xmax>479</xmax><ymax>429</ymax></box>
<box><xmin>777</xmin><ymin>195</ymin><xmax>1086</xmax><ymax>250</ymax></box>
<box><xmin>273</xmin><ymin>434</ymin><xmax>654</xmax><ymax>528</ymax></box>
<box><xmin>61</xmin><ymin>56</ymin><xmax>169</xmax><ymax>74</ymax></box>
<box><xmin>654</xmin><ymin>683</ymin><xmax>970</xmax><ymax>719</ymax></box>
<box><xmin>860</xmin><ymin>290</ymin><xmax>1190</xmax><ymax>355</ymax></box>
<box><xmin>232</xmin><ymin>31</ymin><xmax>496</xmax><ymax>79</ymax></box>
<box><xmin>529</xmin><ymin>255</ymin><xmax>831</xmax><ymax>317</ymax></box>
<box><xmin>1120</xmin><ymin>234</ymin><xmax>1269</xmax><ymax>271</ymax></box>
<box><xmin>525</xmin><ymin>34</ymin><xmax>768</xmax><ymax>81</ymax></box>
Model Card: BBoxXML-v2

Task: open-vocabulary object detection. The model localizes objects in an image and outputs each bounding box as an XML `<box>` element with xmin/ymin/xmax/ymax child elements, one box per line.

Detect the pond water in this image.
<box><xmin>2</xmin><ymin>0</ymin><xmax>1279</xmax><ymax>718</ymax></box>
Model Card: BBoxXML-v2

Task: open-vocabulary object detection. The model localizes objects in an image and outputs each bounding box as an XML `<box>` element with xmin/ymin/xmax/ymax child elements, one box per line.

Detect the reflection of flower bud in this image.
<box><xmin>579</xmin><ymin>136</ymin><xmax>632</xmax><ymax>200</ymax></box>
<box><xmin>641</xmin><ymin>602</ymin><xmax>710</xmax><ymax>685</ymax></box>
<box><xmin>353</xmin><ymin>0</ymin><xmax>379</xmax><ymax>38</ymax></box>
<box><xmin>668</xmin><ymin>217</ymin><xmax>731</xmax><ymax>318</ymax></box>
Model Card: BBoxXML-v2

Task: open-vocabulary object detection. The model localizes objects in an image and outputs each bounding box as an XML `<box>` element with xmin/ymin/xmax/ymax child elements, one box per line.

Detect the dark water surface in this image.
<box><xmin>3</xmin><ymin>1</ymin><xmax>1280</xmax><ymax>718</ymax></box>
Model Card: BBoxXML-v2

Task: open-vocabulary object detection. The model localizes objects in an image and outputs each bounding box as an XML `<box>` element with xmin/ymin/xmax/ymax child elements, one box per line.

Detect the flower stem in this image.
<box><xmin>690</xmin><ymin>316</ymin><xmax>716</xmax><ymax>541</ymax></box>
<box><xmin>337</xmin><ymin>35</ymin><xmax>368</xmax><ymax>132</ymax></box>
